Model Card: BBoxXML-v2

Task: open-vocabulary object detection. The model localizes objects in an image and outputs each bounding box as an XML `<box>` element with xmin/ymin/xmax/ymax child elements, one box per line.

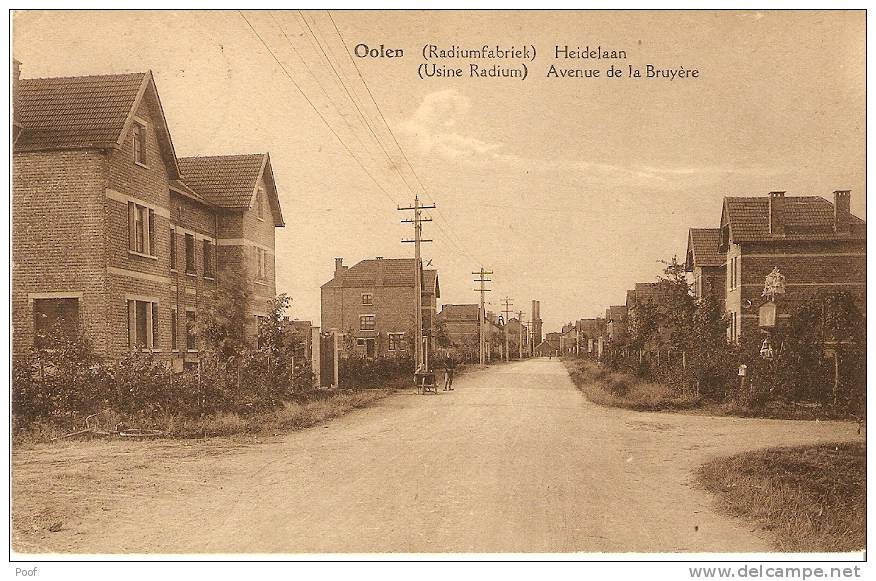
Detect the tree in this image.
<box><xmin>198</xmin><ymin>267</ymin><xmax>252</xmax><ymax>361</ymax></box>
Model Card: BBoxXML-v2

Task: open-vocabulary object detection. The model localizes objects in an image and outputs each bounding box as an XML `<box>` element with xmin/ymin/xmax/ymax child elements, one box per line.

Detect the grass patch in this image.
<box><xmin>563</xmin><ymin>358</ymin><xmax>699</xmax><ymax>411</ymax></box>
<box><xmin>697</xmin><ymin>442</ymin><xmax>866</xmax><ymax>552</ymax></box>
<box><xmin>13</xmin><ymin>388</ymin><xmax>392</xmax><ymax>447</ymax></box>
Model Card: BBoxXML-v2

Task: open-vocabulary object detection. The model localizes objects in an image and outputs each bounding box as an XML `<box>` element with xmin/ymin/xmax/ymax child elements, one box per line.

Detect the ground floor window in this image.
<box><xmin>33</xmin><ymin>297</ymin><xmax>79</xmax><ymax>347</ymax></box>
<box><xmin>388</xmin><ymin>333</ymin><xmax>404</xmax><ymax>351</ymax></box>
<box><xmin>186</xmin><ymin>310</ymin><xmax>196</xmax><ymax>351</ymax></box>
<box><xmin>127</xmin><ymin>299</ymin><xmax>158</xmax><ymax>350</ymax></box>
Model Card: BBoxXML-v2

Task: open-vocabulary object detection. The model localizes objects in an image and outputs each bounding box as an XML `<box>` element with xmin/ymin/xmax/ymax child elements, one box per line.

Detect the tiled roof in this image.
<box><xmin>326</xmin><ymin>258</ymin><xmax>438</xmax><ymax>294</ymax></box>
<box><xmin>688</xmin><ymin>228</ymin><xmax>724</xmax><ymax>268</ymax></box>
<box><xmin>439</xmin><ymin>304</ymin><xmax>480</xmax><ymax>321</ymax></box>
<box><xmin>178</xmin><ymin>154</ymin><xmax>266</xmax><ymax>209</ymax></box>
<box><xmin>724</xmin><ymin>196</ymin><xmax>865</xmax><ymax>242</ymax></box>
<box><xmin>15</xmin><ymin>72</ymin><xmax>147</xmax><ymax>151</ymax></box>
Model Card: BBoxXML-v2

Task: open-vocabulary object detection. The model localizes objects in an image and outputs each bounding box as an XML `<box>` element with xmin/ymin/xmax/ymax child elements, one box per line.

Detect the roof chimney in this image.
<box><xmin>334</xmin><ymin>257</ymin><xmax>343</xmax><ymax>275</ymax></box>
<box><xmin>768</xmin><ymin>191</ymin><xmax>785</xmax><ymax>235</ymax></box>
<box><xmin>834</xmin><ymin>190</ymin><xmax>851</xmax><ymax>234</ymax></box>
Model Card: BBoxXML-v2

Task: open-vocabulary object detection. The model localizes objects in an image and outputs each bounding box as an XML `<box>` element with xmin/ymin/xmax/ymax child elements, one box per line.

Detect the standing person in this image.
<box><xmin>443</xmin><ymin>353</ymin><xmax>456</xmax><ymax>391</ymax></box>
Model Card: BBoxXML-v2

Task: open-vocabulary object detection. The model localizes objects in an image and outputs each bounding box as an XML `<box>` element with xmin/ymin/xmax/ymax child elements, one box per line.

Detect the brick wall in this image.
<box><xmin>322</xmin><ymin>281</ymin><xmax>439</xmax><ymax>357</ymax></box>
<box><xmin>733</xmin><ymin>240</ymin><xmax>866</xmax><ymax>340</ymax></box>
<box><xmin>12</xmin><ymin>150</ymin><xmax>108</xmax><ymax>354</ymax></box>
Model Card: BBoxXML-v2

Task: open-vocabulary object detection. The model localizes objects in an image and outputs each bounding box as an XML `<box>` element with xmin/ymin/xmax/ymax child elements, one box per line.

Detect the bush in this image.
<box><xmin>338</xmin><ymin>355</ymin><xmax>414</xmax><ymax>388</ymax></box>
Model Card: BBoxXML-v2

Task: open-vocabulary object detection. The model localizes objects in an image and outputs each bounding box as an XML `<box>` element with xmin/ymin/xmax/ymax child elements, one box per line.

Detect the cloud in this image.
<box><xmin>400</xmin><ymin>90</ymin><xmax>781</xmax><ymax>190</ymax></box>
<box><xmin>400</xmin><ymin>89</ymin><xmax>502</xmax><ymax>158</ymax></box>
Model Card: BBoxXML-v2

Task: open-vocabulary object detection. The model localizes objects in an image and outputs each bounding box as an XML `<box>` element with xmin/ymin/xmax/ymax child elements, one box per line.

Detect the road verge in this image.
<box><xmin>696</xmin><ymin>442</ymin><xmax>866</xmax><ymax>552</ymax></box>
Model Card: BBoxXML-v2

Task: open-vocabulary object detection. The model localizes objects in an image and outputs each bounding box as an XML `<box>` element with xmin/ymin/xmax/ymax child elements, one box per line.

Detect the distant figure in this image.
<box><xmin>443</xmin><ymin>354</ymin><xmax>456</xmax><ymax>391</ymax></box>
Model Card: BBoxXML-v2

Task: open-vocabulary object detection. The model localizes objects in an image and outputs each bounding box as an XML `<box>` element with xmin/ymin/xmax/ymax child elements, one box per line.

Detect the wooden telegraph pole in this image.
<box><xmin>501</xmin><ymin>297</ymin><xmax>513</xmax><ymax>362</ymax></box>
<box><xmin>473</xmin><ymin>268</ymin><xmax>493</xmax><ymax>366</ymax></box>
<box><xmin>517</xmin><ymin>310</ymin><xmax>525</xmax><ymax>360</ymax></box>
<box><xmin>399</xmin><ymin>195</ymin><xmax>435</xmax><ymax>373</ymax></box>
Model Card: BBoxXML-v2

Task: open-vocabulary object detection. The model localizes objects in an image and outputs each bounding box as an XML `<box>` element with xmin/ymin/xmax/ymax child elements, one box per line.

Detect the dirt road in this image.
<box><xmin>13</xmin><ymin>358</ymin><xmax>862</xmax><ymax>554</ymax></box>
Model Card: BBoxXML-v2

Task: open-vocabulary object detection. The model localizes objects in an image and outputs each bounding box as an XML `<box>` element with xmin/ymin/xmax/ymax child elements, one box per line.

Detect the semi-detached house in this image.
<box><xmin>12</xmin><ymin>65</ymin><xmax>284</xmax><ymax>369</ymax></box>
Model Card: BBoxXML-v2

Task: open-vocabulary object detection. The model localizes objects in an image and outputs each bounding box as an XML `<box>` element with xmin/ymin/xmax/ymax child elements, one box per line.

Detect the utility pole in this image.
<box><xmin>472</xmin><ymin>268</ymin><xmax>493</xmax><ymax>366</ymax></box>
<box><xmin>517</xmin><ymin>310</ymin><xmax>525</xmax><ymax>360</ymax></box>
<box><xmin>399</xmin><ymin>195</ymin><xmax>435</xmax><ymax>373</ymax></box>
<box><xmin>501</xmin><ymin>297</ymin><xmax>513</xmax><ymax>362</ymax></box>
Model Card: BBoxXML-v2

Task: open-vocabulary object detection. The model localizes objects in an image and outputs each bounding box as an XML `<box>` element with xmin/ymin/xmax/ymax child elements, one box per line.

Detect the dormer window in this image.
<box><xmin>132</xmin><ymin>121</ymin><xmax>147</xmax><ymax>166</ymax></box>
<box><xmin>256</xmin><ymin>187</ymin><xmax>265</xmax><ymax>221</ymax></box>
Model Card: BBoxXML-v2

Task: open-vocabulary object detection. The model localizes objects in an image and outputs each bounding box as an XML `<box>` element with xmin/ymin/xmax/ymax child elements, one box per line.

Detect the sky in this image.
<box><xmin>12</xmin><ymin>10</ymin><xmax>866</xmax><ymax>332</ymax></box>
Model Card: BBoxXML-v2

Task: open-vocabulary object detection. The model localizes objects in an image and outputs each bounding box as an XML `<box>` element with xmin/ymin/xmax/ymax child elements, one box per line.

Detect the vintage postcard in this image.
<box><xmin>8</xmin><ymin>8</ymin><xmax>867</xmax><ymax>565</ymax></box>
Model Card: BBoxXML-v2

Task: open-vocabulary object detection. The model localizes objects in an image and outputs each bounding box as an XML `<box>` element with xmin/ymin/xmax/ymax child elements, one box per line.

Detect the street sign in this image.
<box><xmin>759</xmin><ymin>301</ymin><xmax>777</xmax><ymax>328</ymax></box>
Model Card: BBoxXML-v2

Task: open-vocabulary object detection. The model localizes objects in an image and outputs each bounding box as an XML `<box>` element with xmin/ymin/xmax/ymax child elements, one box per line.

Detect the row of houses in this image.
<box><xmin>561</xmin><ymin>190</ymin><xmax>866</xmax><ymax>352</ymax></box>
<box><xmin>10</xmin><ymin>62</ymin><xmax>318</xmax><ymax>369</ymax></box>
<box><xmin>318</xmin><ymin>255</ymin><xmax>537</xmax><ymax>363</ymax></box>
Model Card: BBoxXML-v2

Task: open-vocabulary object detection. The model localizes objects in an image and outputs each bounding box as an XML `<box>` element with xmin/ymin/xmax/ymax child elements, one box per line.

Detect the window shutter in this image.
<box><xmin>147</xmin><ymin>209</ymin><xmax>155</xmax><ymax>256</ymax></box>
<box><xmin>149</xmin><ymin>302</ymin><xmax>158</xmax><ymax>349</ymax></box>
<box><xmin>127</xmin><ymin>202</ymin><xmax>136</xmax><ymax>251</ymax></box>
<box><xmin>127</xmin><ymin>300</ymin><xmax>136</xmax><ymax>350</ymax></box>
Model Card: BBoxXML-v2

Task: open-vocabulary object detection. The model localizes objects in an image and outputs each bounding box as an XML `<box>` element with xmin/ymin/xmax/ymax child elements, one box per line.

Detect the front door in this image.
<box><xmin>365</xmin><ymin>338</ymin><xmax>376</xmax><ymax>359</ymax></box>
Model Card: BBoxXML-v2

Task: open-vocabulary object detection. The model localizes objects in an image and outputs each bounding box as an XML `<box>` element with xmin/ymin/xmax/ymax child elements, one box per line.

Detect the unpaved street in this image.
<box><xmin>13</xmin><ymin>358</ymin><xmax>862</xmax><ymax>554</ymax></box>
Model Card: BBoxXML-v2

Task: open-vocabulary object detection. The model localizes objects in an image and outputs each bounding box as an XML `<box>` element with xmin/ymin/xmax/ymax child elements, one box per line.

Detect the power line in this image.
<box><xmin>297</xmin><ymin>10</ymin><xmax>418</xmax><ymax>198</ymax></box>
<box><xmin>268</xmin><ymin>12</ymin><xmax>384</xmax><ymax>173</ymax></box>
<box><xmin>237</xmin><ymin>10</ymin><xmax>399</xmax><ymax>207</ymax></box>
<box><xmin>325</xmin><ymin>10</ymin><xmax>482</xmax><ymax>265</ymax></box>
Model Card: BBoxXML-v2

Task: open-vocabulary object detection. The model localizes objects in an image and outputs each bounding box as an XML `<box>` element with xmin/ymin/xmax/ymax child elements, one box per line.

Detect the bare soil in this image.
<box><xmin>11</xmin><ymin>358</ymin><xmax>863</xmax><ymax>554</ymax></box>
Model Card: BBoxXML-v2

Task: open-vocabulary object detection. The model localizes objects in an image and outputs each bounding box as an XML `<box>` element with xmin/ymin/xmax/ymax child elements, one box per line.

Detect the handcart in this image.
<box><xmin>415</xmin><ymin>371</ymin><xmax>438</xmax><ymax>395</ymax></box>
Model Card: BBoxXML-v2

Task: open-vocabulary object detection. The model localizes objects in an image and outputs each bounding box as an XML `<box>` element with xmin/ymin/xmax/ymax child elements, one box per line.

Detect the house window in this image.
<box><xmin>33</xmin><ymin>298</ymin><xmax>79</xmax><ymax>347</ymax></box>
<box><xmin>256</xmin><ymin>188</ymin><xmax>265</xmax><ymax>220</ymax></box>
<box><xmin>171</xmin><ymin>308</ymin><xmax>178</xmax><ymax>351</ymax></box>
<box><xmin>132</xmin><ymin>121</ymin><xmax>147</xmax><ymax>165</ymax></box>
<box><xmin>359</xmin><ymin>315</ymin><xmax>375</xmax><ymax>331</ymax></box>
<box><xmin>185</xmin><ymin>234</ymin><xmax>195</xmax><ymax>274</ymax></box>
<box><xmin>185</xmin><ymin>310</ymin><xmax>196</xmax><ymax>351</ymax></box>
<box><xmin>356</xmin><ymin>338</ymin><xmax>366</xmax><ymax>347</ymax></box>
<box><xmin>169</xmin><ymin>228</ymin><xmax>176</xmax><ymax>270</ymax></box>
<box><xmin>362</xmin><ymin>293</ymin><xmax>373</xmax><ymax>306</ymax></box>
<box><xmin>389</xmin><ymin>333</ymin><xmax>404</xmax><ymax>351</ymax></box>
<box><xmin>127</xmin><ymin>299</ymin><xmax>158</xmax><ymax>350</ymax></box>
<box><xmin>128</xmin><ymin>202</ymin><xmax>155</xmax><ymax>255</ymax></box>
<box><xmin>203</xmin><ymin>240</ymin><xmax>215</xmax><ymax>278</ymax></box>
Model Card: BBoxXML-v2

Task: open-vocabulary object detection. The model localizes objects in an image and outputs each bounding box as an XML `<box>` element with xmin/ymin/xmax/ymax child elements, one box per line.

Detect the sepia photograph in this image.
<box><xmin>6</xmin><ymin>7</ymin><xmax>868</xmax><ymax>565</ymax></box>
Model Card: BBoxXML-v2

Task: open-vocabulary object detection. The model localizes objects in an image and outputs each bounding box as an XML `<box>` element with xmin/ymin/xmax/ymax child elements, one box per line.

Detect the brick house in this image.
<box><xmin>684</xmin><ymin>228</ymin><xmax>726</xmax><ymax>310</ymax></box>
<box><xmin>436</xmin><ymin>303</ymin><xmax>480</xmax><ymax>361</ymax></box>
<box><xmin>719</xmin><ymin>191</ymin><xmax>865</xmax><ymax>342</ymax></box>
<box><xmin>12</xmin><ymin>68</ymin><xmax>284</xmax><ymax>368</ymax></box>
<box><xmin>605</xmin><ymin>305</ymin><xmax>628</xmax><ymax>344</ymax></box>
<box><xmin>320</xmin><ymin>257</ymin><xmax>439</xmax><ymax>359</ymax></box>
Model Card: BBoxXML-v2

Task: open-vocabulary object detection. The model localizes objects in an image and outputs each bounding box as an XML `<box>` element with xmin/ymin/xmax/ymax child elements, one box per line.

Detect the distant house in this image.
<box><xmin>719</xmin><ymin>191</ymin><xmax>865</xmax><ymax>342</ymax></box>
<box><xmin>535</xmin><ymin>332</ymin><xmax>561</xmax><ymax>357</ymax></box>
<box><xmin>576</xmin><ymin>318</ymin><xmax>605</xmax><ymax>354</ymax></box>
<box><xmin>320</xmin><ymin>257</ymin><xmax>439</xmax><ymax>359</ymax></box>
<box><xmin>685</xmin><ymin>227</ymin><xmax>725</xmax><ymax>310</ymax></box>
<box><xmin>505</xmin><ymin>317</ymin><xmax>530</xmax><ymax>358</ymax></box>
<box><xmin>605</xmin><ymin>305</ymin><xmax>628</xmax><ymax>344</ymax></box>
<box><xmin>436</xmin><ymin>303</ymin><xmax>480</xmax><ymax>361</ymax></box>
<box><xmin>11</xmin><ymin>67</ymin><xmax>284</xmax><ymax>367</ymax></box>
